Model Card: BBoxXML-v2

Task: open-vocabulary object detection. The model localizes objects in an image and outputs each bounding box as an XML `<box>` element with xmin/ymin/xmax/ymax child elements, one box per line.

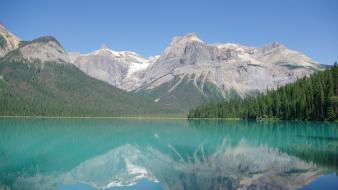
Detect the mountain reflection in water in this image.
<box><xmin>0</xmin><ymin>119</ymin><xmax>337</xmax><ymax>190</ymax></box>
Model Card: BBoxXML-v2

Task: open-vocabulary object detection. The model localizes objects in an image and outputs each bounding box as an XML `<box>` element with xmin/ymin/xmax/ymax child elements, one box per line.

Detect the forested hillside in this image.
<box><xmin>0</xmin><ymin>58</ymin><xmax>178</xmax><ymax>117</ymax></box>
<box><xmin>188</xmin><ymin>63</ymin><xmax>338</xmax><ymax>121</ymax></box>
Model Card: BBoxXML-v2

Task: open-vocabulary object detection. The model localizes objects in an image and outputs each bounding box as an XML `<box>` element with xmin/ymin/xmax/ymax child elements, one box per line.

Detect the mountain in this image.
<box><xmin>188</xmin><ymin>64</ymin><xmax>338</xmax><ymax>121</ymax></box>
<box><xmin>71</xmin><ymin>33</ymin><xmax>324</xmax><ymax>111</ymax></box>
<box><xmin>70</xmin><ymin>44</ymin><xmax>157</xmax><ymax>91</ymax></box>
<box><xmin>6</xmin><ymin>36</ymin><xmax>71</xmax><ymax>65</ymax></box>
<box><xmin>0</xmin><ymin>24</ymin><xmax>20</xmax><ymax>58</ymax></box>
<box><xmin>0</xmin><ymin>30</ymin><xmax>177</xmax><ymax>116</ymax></box>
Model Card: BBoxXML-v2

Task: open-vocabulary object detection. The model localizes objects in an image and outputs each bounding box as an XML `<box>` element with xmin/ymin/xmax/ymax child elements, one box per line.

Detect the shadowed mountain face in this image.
<box><xmin>69</xmin><ymin>33</ymin><xmax>324</xmax><ymax>111</ymax></box>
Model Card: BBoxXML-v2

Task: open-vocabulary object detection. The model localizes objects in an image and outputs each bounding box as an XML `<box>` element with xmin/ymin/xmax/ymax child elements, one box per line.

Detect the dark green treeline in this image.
<box><xmin>188</xmin><ymin>63</ymin><xmax>338</xmax><ymax>121</ymax></box>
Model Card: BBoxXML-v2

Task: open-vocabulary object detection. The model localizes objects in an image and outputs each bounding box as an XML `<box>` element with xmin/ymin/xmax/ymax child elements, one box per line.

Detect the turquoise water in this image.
<box><xmin>0</xmin><ymin>118</ymin><xmax>337</xmax><ymax>190</ymax></box>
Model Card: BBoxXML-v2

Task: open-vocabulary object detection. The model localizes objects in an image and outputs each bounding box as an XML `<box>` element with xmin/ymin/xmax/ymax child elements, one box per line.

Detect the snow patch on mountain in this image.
<box><xmin>69</xmin><ymin>33</ymin><xmax>323</xmax><ymax>107</ymax></box>
<box><xmin>69</xmin><ymin>45</ymin><xmax>154</xmax><ymax>90</ymax></box>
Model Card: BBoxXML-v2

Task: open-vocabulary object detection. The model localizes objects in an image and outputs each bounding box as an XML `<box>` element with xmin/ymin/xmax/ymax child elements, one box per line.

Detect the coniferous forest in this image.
<box><xmin>188</xmin><ymin>63</ymin><xmax>338</xmax><ymax>121</ymax></box>
<box><xmin>0</xmin><ymin>59</ymin><xmax>177</xmax><ymax>117</ymax></box>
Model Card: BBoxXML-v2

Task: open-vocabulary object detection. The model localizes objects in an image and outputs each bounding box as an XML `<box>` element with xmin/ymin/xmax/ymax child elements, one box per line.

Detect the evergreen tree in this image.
<box><xmin>188</xmin><ymin>64</ymin><xmax>338</xmax><ymax>121</ymax></box>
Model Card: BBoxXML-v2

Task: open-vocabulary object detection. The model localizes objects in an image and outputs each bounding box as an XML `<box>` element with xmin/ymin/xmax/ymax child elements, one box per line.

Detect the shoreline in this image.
<box><xmin>0</xmin><ymin>116</ymin><xmax>335</xmax><ymax>122</ymax></box>
<box><xmin>0</xmin><ymin>115</ymin><xmax>188</xmax><ymax>120</ymax></box>
<box><xmin>0</xmin><ymin>116</ymin><xmax>241</xmax><ymax>120</ymax></box>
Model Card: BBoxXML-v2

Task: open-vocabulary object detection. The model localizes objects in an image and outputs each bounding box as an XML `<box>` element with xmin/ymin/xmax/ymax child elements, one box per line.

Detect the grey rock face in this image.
<box><xmin>140</xmin><ymin>33</ymin><xmax>323</xmax><ymax>99</ymax></box>
<box><xmin>69</xmin><ymin>33</ymin><xmax>323</xmax><ymax>109</ymax></box>
<box><xmin>0</xmin><ymin>26</ymin><xmax>69</xmax><ymax>65</ymax></box>
<box><xmin>68</xmin><ymin>52</ymin><xmax>81</xmax><ymax>63</ymax></box>
<box><xmin>16</xmin><ymin>36</ymin><xmax>70</xmax><ymax>63</ymax></box>
<box><xmin>0</xmin><ymin>24</ymin><xmax>20</xmax><ymax>58</ymax></box>
<box><xmin>70</xmin><ymin>46</ymin><xmax>154</xmax><ymax>90</ymax></box>
<box><xmin>0</xmin><ymin>25</ymin><xmax>325</xmax><ymax>110</ymax></box>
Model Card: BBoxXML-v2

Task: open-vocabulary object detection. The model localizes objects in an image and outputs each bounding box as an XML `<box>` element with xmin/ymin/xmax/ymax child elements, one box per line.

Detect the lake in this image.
<box><xmin>0</xmin><ymin>118</ymin><xmax>337</xmax><ymax>190</ymax></box>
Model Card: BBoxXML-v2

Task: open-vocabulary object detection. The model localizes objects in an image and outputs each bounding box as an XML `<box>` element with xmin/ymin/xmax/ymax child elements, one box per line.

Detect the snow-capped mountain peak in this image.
<box><xmin>70</xmin><ymin>46</ymin><xmax>152</xmax><ymax>90</ymax></box>
<box><xmin>69</xmin><ymin>33</ymin><xmax>324</xmax><ymax>111</ymax></box>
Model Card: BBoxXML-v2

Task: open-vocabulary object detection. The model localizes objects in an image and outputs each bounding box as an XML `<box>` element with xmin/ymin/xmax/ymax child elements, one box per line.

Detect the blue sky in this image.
<box><xmin>0</xmin><ymin>0</ymin><xmax>337</xmax><ymax>64</ymax></box>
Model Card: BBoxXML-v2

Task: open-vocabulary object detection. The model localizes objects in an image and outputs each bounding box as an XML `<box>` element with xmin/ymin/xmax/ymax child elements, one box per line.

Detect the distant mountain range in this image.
<box><xmin>0</xmin><ymin>24</ymin><xmax>324</xmax><ymax>114</ymax></box>
<box><xmin>69</xmin><ymin>33</ymin><xmax>324</xmax><ymax>111</ymax></box>
<box><xmin>0</xmin><ymin>25</ymin><xmax>177</xmax><ymax>116</ymax></box>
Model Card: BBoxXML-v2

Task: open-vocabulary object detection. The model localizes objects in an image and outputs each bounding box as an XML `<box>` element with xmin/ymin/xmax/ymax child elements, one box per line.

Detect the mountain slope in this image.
<box><xmin>135</xmin><ymin>33</ymin><xmax>324</xmax><ymax>111</ymax></box>
<box><xmin>70</xmin><ymin>33</ymin><xmax>324</xmax><ymax>111</ymax></box>
<box><xmin>70</xmin><ymin>45</ymin><xmax>155</xmax><ymax>91</ymax></box>
<box><xmin>135</xmin><ymin>75</ymin><xmax>225</xmax><ymax>111</ymax></box>
<box><xmin>0</xmin><ymin>24</ymin><xmax>20</xmax><ymax>58</ymax></box>
<box><xmin>0</xmin><ymin>37</ymin><xmax>177</xmax><ymax>116</ymax></box>
<box><xmin>188</xmin><ymin>64</ymin><xmax>338</xmax><ymax>121</ymax></box>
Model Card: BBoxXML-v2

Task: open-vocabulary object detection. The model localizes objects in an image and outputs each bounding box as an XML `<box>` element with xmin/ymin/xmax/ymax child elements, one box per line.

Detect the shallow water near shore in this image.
<box><xmin>0</xmin><ymin>118</ymin><xmax>337</xmax><ymax>190</ymax></box>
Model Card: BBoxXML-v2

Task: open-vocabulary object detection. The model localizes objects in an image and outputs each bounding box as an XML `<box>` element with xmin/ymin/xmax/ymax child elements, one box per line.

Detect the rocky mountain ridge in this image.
<box><xmin>69</xmin><ymin>33</ymin><xmax>323</xmax><ymax>110</ymax></box>
<box><xmin>69</xmin><ymin>45</ymin><xmax>157</xmax><ymax>90</ymax></box>
<box><xmin>0</xmin><ymin>24</ymin><xmax>324</xmax><ymax>111</ymax></box>
<box><xmin>0</xmin><ymin>24</ymin><xmax>178</xmax><ymax>116</ymax></box>
<box><xmin>15</xmin><ymin>36</ymin><xmax>70</xmax><ymax>64</ymax></box>
<box><xmin>0</xmin><ymin>24</ymin><xmax>20</xmax><ymax>57</ymax></box>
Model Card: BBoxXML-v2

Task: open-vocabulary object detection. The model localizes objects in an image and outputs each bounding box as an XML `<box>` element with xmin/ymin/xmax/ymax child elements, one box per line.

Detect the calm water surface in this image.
<box><xmin>0</xmin><ymin>118</ymin><xmax>337</xmax><ymax>190</ymax></box>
